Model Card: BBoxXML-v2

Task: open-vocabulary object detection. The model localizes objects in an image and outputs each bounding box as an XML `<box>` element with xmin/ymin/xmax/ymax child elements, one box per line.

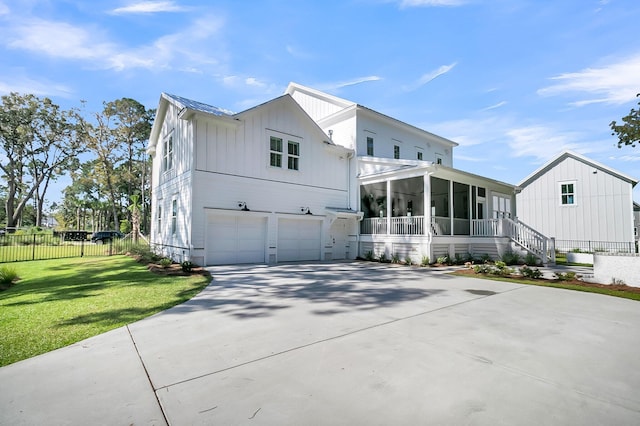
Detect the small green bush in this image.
<box><xmin>571</xmin><ymin>248</ymin><xmax>582</xmax><ymax>253</ymax></box>
<box><xmin>473</xmin><ymin>264</ymin><xmax>492</xmax><ymax>274</ymax></box>
<box><xmin>454</xmin><ymin>253</ymin><xmax>464</xmax><ymax>265</ymax></box>
<box><xmin>436</xmin><ymin>254</ymin><xmax>452</xmax><ymax>265</ymax></box>
<box><xmin>181</xmin><ymin>261</ymin><xmax>195</xmax><ymax>273</ymax></box>
<box><xmin>404</xmin><ymin>256</ymin><xmax>412</xmax><ymax>266</ymax></box>
<box><xmin>501</xmin><ymin>251</ymin><xmax>521</xmax><ymax>266</ymax></box>
<box><xmin>524</xmin><ymin>253</ymin><xmax>540</xmax><ymax>266</ymax></box>
<box><xmin>611</xmin><ymin>277</ymin><xmax>626</xmax><ymax>285</ymax></box>
<box><xmin>480</xmin><ymin>253</ymin><xmax>491</xmax><ymax>263</ymax></box>
<box><xmin>520</xmin><ymin>265</ymin><xmax>543</xmax><ymax>279</ymax></box>
<box><xmin>0</xmin><ymin>265</ymin><xmax>18</xmax><ymax>289</ymax></box>
<box><xmin>159</xmin><ymin>258</ymin><xmax>172</xmax><ymax>268</ymax></box>
<box><xmin>420</xmin><ymin>255</ymin><xmax>430</xmax><ymax>267</ymax></box>
<box><xmin>127</xmin><ymin>244</ymin><xmax>161</xmax><ymax>263</ymax></box>
<box><xmin>554</xmin><ymin>271</ymin><xmax>576</xmax><ymax>281</ymax></box>
<box><xmin>378</xmin><ymin>253</ymin><xmax>388</xmax><ymax>263</ymax></box>
<box><xmin>492</xmin><ymin>261</ymin><xmax>512</xmax><ymax>275</ymax></box>
<box><xmin>391</xmin><ymin>253</ymin><xmax>401</xmax><ymax>264</ymax></box>
<box><xmin>364</xmin><ymin>250</ymin><xmax>374</xmax><ymax>261</ymax></box>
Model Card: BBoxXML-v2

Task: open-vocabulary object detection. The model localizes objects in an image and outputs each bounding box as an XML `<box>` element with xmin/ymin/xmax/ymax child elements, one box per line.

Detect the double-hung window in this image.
<box><xmin>288</xmin><ymin>141</ymin><xmax>299</xmax><ymax>170</ymax></box>
<box><xmin>270</xmin><ymin>137</ymin><xmax>283</xmax><ymax>168</ymax></box>
<box><xmin>163</xmin><ymin>135</ymin><xmax>173</xmax><ymax>172</ymax></box>
<box><xmin>560</xmin><ymin>182</ymin><xmax>576</xmax><ymax>205</ymax></box>
<box><xmin>171</xmin><ymin>200</ymin><xmax>177</xmax><ymax>235</ymax></box>
<box><xmin>393</xmin><ymin>145</ymin><xmax>400</xmax><ymax>159</ymax></box>
<box><xmin>157</xmin><ymin>205</ymin><xmax>162</xmax><ymax>234</ymax></box>
<box><xmin>366</xmin><ymin>137</ymin><xmax>374</xmax><ymax>156</ymax></box>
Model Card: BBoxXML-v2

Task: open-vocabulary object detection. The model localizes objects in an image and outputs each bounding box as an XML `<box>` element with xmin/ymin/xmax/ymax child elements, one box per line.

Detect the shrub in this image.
<box><xmin>454</xmin><ymin>253</ymin><xmax>464</xmax><ymax>265</ymax></box>
<box><xmin>492</xmin><ymin>261</ymin><xmax>512</xmax><ymax>275</ymax></box>
<box><xmin>520</xmin><ymin>265</ymin><xmax>543</xmax><ymax>279</ymax></box>
<box><xmin>473</xmin><ymin>264</ymin><xmax>492</xmax><ymax>274</ymax></box>
<box><xmin>501</xmin><ymin>251</ymin><xmax>521</xmax><ymax>266</ymax></box>
<box><xmin>181</xmin><ymin>261</ymin><xmax>195</xmax><ymax>273</ymax></box>
<box><xmin>378</xmin><ymin>253</ymin><xmax>388</xmax><ymax>263</ymax></box>
<box><xmin>465</xmin><ymin>252</ymin><xmax>475</xmax><ymax>263</ymax></box>
<box><xmin>0</xmin><ymin>265</ymin><xmax>18</xmax><ymax>289</ymax></box>
<box><xmin>524</xmin><ymin>253</ymin><xmax>540</xmax><ymax>266</ymax></box>
<box><xmin>611</xmin><ymin>277</ymin><xmax>626</xmax><ymax>285</ymax></box>
<box><xmin>570</xmin><ymin>248</ymin><xmax>582</xmax><ymax>253</ymax></box>
<box><xmin>436</xmin><ymin>254</ymin><xmax>452</xmax><ymax>265</ymax></box>
<box><xmin>404</xmin><ymin>256</ymin><xmax>412</xmax><ymax>266</ymax></box>
<box><xmin>480</xmin><ymin>253</ymin><xmax>491</xmax><ymax>263</ymax></box>
<box><xmin>420</xmin><ymin>255</ymin><xmax>430</xmax><ymax>267</ymax></box>
<box><xmin>554</xmin><ymin>271</ymin><xmax>576</xmax><ymax>281</ymax></box>
<box><xmin>391</xmin><ymin>253</ymin><xmax>401</xmax><ymax>264</ymax></box>
<box><xmin>159</xmin><ymin>258</ymin><xmax>172</xmax><ymax>268</ymax></box>
<box><xmin>364</xmin><ymin>250</ymin><xmax>374</xmax><ymax>261</ymax></box>
<box><xmin>127</xmin><ymin>244</ymin><xmax>161</xmax><ymax>263</ymax></box>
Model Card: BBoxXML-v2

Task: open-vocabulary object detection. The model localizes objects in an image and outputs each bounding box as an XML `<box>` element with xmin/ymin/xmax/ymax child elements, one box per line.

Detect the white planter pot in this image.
<box><xmin>566</xmin><ymin>252</ymin><xmax>594</xmax><ymax>264</ymax></box>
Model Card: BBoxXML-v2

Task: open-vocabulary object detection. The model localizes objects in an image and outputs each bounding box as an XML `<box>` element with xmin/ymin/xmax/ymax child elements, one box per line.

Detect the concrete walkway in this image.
<box><xmin>1</xmin><ymin>261</ymin><xmax>639</xmax><ymax>425</ymax></box>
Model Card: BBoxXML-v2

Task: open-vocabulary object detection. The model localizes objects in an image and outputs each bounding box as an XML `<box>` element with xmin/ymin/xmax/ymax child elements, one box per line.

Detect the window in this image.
<box><xmin>560</xmin><ymin>182</ymin><xmax>575</xmax><ymax>205</ymax></box>
<box><xmin>171</xmin><ymin>200</ymin><xmax>177</xmax><ymax>235</ymax></box>
<box><xmin>162</xmin><ymin>135</ymin><xmax>173</xmax><ymax>171</ymax></box>
<box><xmin>288</xmin><ymin>141</ymin><xmax>299</xmax><ymax>170</ymax></box>
<box><xmin>157</xmin><ymin>205</ymin><xmax>162</xmax><ymax>234</ymax></box>
<box><xmin>417</xmin><ymin>151</ymin><xmax>423</xmax><ymax>160</ymax></box>
<box><xmin>393</xmin><ymin>145</ymin><xmax>400</xmax><ymax>159</ymax></box>
<box><xmin>270</xmin><ymin>136</ymin><xmax>283</xmax><ymax>168</ymax></box>
<box><xmin>366</xmin><ymin>137</ymin><xmax>374</xmax><ymax>156</ymax></box>
<box><xmin>435</xmin><ymin>153</ymin><xmax>443</xmax><ymax>165</ymax></box>
<box><xmin>477</xmin><ymin>187</ymin><xmax>486</xmax><ymax>198</ymax></box>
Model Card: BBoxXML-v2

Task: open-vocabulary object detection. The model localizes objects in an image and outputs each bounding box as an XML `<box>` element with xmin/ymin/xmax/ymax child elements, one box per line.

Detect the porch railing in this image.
<box><xmin>361</xmin><ymin>216</ymin><xmax>424</xmax><ymax>235</ymax></box>
<box><xmin>504</xmin><ymin>218</ymin><xmax>555</xmax><ymax>264</ymax></box>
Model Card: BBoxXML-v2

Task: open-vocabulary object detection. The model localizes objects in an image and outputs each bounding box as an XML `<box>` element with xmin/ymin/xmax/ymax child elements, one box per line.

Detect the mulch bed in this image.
<box><xmin>453</xmin><ymin>267</ymin><xmax>640</xmax><ymax>294</ymax></box>
<box><xmin>147</xmin><ymin>263</ymin><xmax>209</xmax><ymax>276</ymax></box>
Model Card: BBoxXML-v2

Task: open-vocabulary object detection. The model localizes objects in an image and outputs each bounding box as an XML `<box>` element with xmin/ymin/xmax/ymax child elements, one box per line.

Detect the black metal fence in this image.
<box><xmin>555</xmin><ymin>239</ymin><xmax>636</xmax><ymax>254</ymax></box>
<box><xmin>0</xmin><ymin>233</ymin><xmax>148</xmax><ymax>263</ymax></box>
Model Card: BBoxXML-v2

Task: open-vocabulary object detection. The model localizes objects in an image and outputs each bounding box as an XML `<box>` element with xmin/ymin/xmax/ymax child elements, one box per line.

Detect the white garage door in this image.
<box><xmin>278</xmin><ymin>219</ymin><xmax>321</xmax><ymax>262</ymax></box>
<box><xmin>206</xmin><ymin>215</ymin><xmax>266</xmax><ymax>265</ymax></box>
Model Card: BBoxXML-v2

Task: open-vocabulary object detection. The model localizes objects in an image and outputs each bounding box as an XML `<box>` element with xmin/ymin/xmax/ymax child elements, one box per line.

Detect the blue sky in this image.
<box><xmin>1</xmin><ymin>0</ymin><xmax>639</xmax><ymax>203</ymax></box>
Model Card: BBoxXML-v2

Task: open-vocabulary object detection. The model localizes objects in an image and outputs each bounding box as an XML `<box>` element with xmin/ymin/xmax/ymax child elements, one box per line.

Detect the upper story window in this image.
<box><xmin>288</xmin><ymin>141</ymin><xmax>299</xmax><ymax>170</ymax></box>
<box><xmin>366</xmin><ymin>137</ymin><xmax>374</xmax><ymax>156</ymax></box>
<box><xmin>560</xmin><ymin>182</ymin><xmax>576</xmax><ymax>205</ymax></box>
<box><xmin>270</xmin><ymin>136</ymin><xmax>283</xmax><ymax>167</ymax></box>
<box><xmin>269</xmin><ymin>133</ymin><xmax>301</xmax><ymax>171</ymax></box>
<box><xmin>162</xmin><ymin>135</ymin><xmax>173</xmax><ymax>172</ymax></box>
<box><xmin>417</xmin><ymin>151</ymin><xmax>423</xmax><ymax>160</ymax></box>
<box><xmin>393</xmin><ymin>145</ymin><xmax>400</xmax><ymax>159</ymax></box>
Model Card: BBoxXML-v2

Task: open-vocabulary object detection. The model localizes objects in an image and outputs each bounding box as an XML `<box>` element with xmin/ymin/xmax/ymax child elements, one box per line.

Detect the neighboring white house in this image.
<box><xmin>148</xmin><ymin>84</ymin><xmax>553</xmax><ymax>266</ymax></box>
<box><xmin>517</xmin><ymin>150</ymin><xmax>638</xmax><ymax>253</ymax></box>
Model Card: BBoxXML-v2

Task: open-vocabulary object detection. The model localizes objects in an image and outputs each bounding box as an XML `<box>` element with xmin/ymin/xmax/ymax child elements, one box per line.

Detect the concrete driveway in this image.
<box><xmin>1</xmin><ymin>261</ymin><xmax>639</xmax><ymax>425</ymax></box>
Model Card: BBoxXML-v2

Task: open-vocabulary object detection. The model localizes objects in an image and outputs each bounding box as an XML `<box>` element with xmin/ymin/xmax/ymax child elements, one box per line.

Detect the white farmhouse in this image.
<box><xmin>517</xmin><ymin>150</ymin><xmax>638</xmax><ymax>253</ymax></box>
<box><xmin>148</xmin><ymin>83</ymin><xmax>553</xmax><ymax>266</ymax></box>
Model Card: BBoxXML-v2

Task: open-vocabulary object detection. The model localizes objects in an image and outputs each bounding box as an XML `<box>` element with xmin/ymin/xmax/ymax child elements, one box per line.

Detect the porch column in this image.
<box><xmin>423</xmin><ymin>174</ymin><xmax>430</xmax><ymax>235</ymax></box>
<box><xmin>449</xmin><ymin>179</ymin><xmax>454</xmax><ymax>236</ymax></box>
<box><xmin>386</xmin><ymin>179</ymin><xmax>392</xmax><ymax>235</ymax></box>
<box><xmin>469</xmin><ymin>185</ymin><xmax>473</xmax><ymax>236</ymax></box>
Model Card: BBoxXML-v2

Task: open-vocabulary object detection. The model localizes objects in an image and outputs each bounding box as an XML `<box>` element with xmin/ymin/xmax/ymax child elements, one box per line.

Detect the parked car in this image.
<box><xmin>91</xmin><ymin>230</ymin><xmax>124</xmax><ymax>244</ymax></box>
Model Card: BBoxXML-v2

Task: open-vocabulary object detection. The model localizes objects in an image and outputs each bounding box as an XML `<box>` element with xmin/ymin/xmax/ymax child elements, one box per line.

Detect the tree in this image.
<box><xmin>0</xmin><ymin>93</ymin><xmax>84</xmax><ymax>229</ymax></box>
<box><xmin>610</xmin><ymin>93</ymin><xmax>640</xmax><ymax>148</ymax></box>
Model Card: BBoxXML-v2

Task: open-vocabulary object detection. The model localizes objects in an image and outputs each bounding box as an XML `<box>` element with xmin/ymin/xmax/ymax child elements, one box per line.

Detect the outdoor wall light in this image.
<box><xmin>238</xmin><ymin>201</ymin><xmax>250</xmax><ymax>211</ymax></box>
<box><xmin>301</xmin><ymin>207</ymin><xmax>312</xmax><ymax>215</ymax></box>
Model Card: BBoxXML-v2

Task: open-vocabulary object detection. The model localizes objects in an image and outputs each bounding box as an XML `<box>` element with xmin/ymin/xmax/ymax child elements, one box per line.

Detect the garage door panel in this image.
<box><xmin>277</xmin><ymin>219</ymin><xmax>321</xmax><ymax>262</ymax></box>
<box><xmin>207</xmin><ymin>214</ymin><xmax>266</xmax><ymax>265</ymax></box>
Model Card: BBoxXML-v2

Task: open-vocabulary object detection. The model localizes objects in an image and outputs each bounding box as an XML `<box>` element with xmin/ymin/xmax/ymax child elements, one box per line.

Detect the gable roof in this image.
<box><xmin>286</xmin><ymin>82</ymin><xmax>458</xmax><ymax>149</ymax></box>
<box><xmin>164</xmin><ymin>93</ymin><xmax>235</xmax><ymax>117</ymax></box>
<box><xmin>518</xmin><ymin>150</ymin><xmax>639</xmax><ymax>188</ymax></box>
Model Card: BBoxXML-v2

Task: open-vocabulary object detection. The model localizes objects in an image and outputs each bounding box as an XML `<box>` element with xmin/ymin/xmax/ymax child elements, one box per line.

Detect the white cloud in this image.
<box><xmin>538</xmin><ymin>54</ymin><xmax>640</xmax><ymax>106</ymax></box>
<box><xmin>610</xmin><ymin>154</ymin><xmax>640</xmax><ymax>162</ymax></box>
<box><xmin>483</xmin><ymin>101</ymin><xmax>507</xmax><ymax>111</ymax></box>
<box><xmin>403</xmin><ymin>63</ymin><xmax>456</xmax><ymax>91</ymax></box>
<box><xmin>399</xmin><ymin>0</ymin><xmax>467</xmax><ymax>7</ymax></box>
<box><xmin>110</xmin><ymin>1</ymin><xmax>188</xmax><ymax>14</ymax></box>
<box><xmin>1</xmin><ymin>15</ymin><xmax>226</xmax><ymax>72</ymax></box>
<box><xmin>0</xmin><ymin>2</ymin><xmax>9</xmax><ymax>15</ymax></box>
<box><xmin>0</xmin><ymin>74</ymin><xmax>73</xmax><ymax>98</ymax></box>
<box><xmin>317</xmin><ymin>76</ymin><xmax>382</xmax><ymax>93</ymax></box>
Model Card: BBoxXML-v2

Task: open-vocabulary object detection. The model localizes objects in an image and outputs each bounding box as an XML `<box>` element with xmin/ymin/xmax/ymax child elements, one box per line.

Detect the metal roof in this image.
<box><xmin>163</xmin><ymin>93</ymin><xmax>234</xmax><ymax>117</ymax></box>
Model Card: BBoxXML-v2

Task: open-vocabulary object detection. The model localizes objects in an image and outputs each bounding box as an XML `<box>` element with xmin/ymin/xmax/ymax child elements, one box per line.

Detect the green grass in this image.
<box><xmin>453</xmin><ymin>271</ymin><xmax>640</xmax><ymax>301</ymax></box>
<box><xmin>0</xmin><ymin>256</ymin><xmax>210</xmax><ymax>367</ymax></box>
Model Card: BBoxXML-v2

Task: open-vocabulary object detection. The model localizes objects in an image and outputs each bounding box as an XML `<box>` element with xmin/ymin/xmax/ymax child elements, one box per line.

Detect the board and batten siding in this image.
<box><xmin>517</xmin><ymin>156</ymin><xmax>634</xmax><ymax>242</ymax></box>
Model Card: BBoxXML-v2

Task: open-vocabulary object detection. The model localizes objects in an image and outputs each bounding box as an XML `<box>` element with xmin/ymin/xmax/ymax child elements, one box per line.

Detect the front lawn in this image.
<box><xmin>452</xmin><ymin>269</ymin><xmax>640</xmax><ymax>301</ymax></box>
<box><xmin>0</xmin><ymin>256</ymin><xmax>210</xmax><ymax>367</ymax></box>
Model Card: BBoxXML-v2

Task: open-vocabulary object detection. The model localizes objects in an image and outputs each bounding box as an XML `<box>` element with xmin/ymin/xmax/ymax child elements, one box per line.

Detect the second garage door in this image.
<box><xmin>278</xmin><ymin>219</ymin><xmax>321</xmax><ymax>262</ymax></box>
<box><xmin>206</xmin><ymin>214</ymin><xmax>266</xmax><ymax>265</ymax></box>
